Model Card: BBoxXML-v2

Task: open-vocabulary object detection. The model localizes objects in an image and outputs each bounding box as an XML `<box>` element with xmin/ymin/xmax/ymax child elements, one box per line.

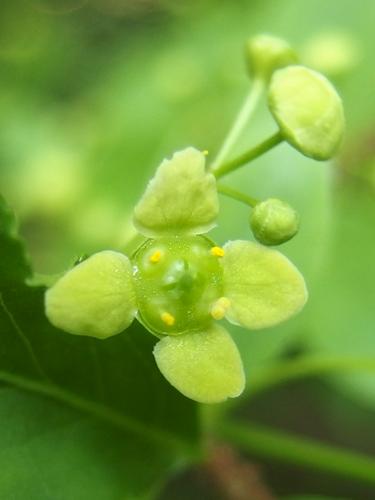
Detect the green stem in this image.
<box><xmin>247</xmin><ymin>355</ymin><xmax>375</xmax><ymax>399</ymax></box>
<box><xmin>218</xmin><ymin>420</ymin><xmax>375</xmax><ymax>485</ymax></box>
<box><xmin>217</xmin><ymin>183</ymin><xmax>258</xmax><ymax>208</ymax></box>
<box><xmin>212</xmin><ymin>78</ymin><xmax>265</xmax><ymax>168</ymax></box>
<box><xmin>223</xmin><ymin>355</ymin><xmax>375</xmax><ymax>417</ymax></box>
<box><xmin>212</xmin><ymin>131</ymin><xmax>283</xmax><ymax>179</ymax></box>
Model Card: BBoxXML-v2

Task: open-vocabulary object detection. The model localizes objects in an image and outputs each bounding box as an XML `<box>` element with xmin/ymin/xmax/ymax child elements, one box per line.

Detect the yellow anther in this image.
<box><xmin>149</xmin><ymin>250</ymin><xmax>162</xmax><ymax>263</ymax></box>
<box><xmin>161</xmin><ymin>312</ymin><xmax>175</xmax><ymax>326</ymax></box>
<box><xmin>210</xmin><ymin>304</ymin><xmax>226</xmax><ymax>320</ymax></box>
<box><xmin>211</xmin><ymin>246</ymin><xmax>225</xmax><ymax>257</ymax></box>
<box><xmin>203</xmin><ymin>150</ymin><xmax>209</xmax><ymax>156</ymax></box>
<box><xmin>210</xmin><ymin>297</ymin><xmax>231</xmax><ymax>320</ymax></box>
<box><xmin>218</xmin><ymin>297</ymin><xmax>231</xmax><ymax>309</ymax></box>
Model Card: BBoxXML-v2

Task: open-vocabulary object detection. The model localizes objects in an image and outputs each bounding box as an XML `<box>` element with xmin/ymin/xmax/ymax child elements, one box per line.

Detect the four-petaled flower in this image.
<box><xmin>45</xmin><ymin>148</ymin><xmax>307</xmax><ymax>403</ymax></box>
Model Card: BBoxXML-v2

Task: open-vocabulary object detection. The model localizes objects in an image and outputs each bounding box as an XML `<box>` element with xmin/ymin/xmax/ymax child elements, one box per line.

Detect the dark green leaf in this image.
<box><xmin>0</xmin><ymin>196</ymin><xmax>200</xmax><ymax>499</ymax></box>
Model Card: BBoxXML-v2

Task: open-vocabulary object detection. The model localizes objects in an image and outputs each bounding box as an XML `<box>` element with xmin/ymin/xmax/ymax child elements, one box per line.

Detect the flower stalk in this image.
<box><xmin>212</xmin><ymin>131</ymin><xmax>283</xmax><ymax>179</ymax></box>
<box><xmin>217</xmin><ymin>184</ymin><xmax>258</xmax><ymax>208</ymax></box>
<box><xmin>211</xmin><ymin>78</ymin><xmax>265</xmax><ymax>168</ymax></box>
<box><xmin>218</xmin><ymin>420</ymin><xmax>375</xmax><ymax>485</ymax></box>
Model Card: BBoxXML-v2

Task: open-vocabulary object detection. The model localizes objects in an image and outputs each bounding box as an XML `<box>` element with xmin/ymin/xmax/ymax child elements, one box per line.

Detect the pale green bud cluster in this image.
<box><xmin>250</xmin><ymin>198</ymin><xmax>299</xmax><ymax>246</ymax></box>
<box><xmin>245</xmin><ymin>34</ymin><xmax>298</xmax><ymax>81</ymax></box>
<box><xmin>268</xmin><ymin>65</ymin><xmax>345</xmax><ymax>160</ymax></box>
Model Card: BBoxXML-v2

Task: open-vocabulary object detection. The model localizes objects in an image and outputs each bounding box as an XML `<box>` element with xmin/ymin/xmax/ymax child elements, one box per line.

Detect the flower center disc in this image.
<box><xmin>132</xmin><ymin>236</ymin><xmax>223</xmax><ymax>335</ymax></box>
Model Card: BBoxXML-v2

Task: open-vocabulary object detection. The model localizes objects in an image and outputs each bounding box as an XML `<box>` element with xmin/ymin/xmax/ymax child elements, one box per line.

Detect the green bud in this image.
<box><xmin>245</xmin><ymin>34</ymin><xmax>298</xmax><ymax>81</ymax></box>
<box><xmin>268</xmin><ymin>65</ymin><xmax>345</xmax><ymax>160</ymax></box>
<box><xmin>250</xmin><ymin>198</ymin><xmax>299</xmax><ymax>246</ymax></box>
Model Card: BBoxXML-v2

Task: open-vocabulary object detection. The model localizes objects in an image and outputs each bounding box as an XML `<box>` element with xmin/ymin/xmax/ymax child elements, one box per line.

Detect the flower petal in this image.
<box><xmin>222</xmin><ymin>240</ymin><xmax>307</xmax><ymax>329</ymax></box>
<box><xmin>133</xmin><ymin>147</ymin><xmax>219</xmax><ymax>237</ymax></box>
<box><xmin>153</xmin><ymin>324</ymin><xmax>245</xmax><ymax>403</ymax></box>
<box><xmin>45</xmin><ymin>251</ymin><xmax>137</xmax><ymax>339</ymax></box>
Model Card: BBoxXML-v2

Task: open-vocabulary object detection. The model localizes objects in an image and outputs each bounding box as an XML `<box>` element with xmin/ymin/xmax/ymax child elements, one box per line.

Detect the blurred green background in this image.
<box><xmin>0</xmin><ymin>0</ymin><xmax>374</xmax><ymax>498</ymax></box>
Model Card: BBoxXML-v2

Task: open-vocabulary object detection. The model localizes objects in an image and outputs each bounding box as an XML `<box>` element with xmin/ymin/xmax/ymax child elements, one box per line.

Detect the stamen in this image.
<box><xmin>210</xmin><ymin>304</ymin><xmax>226</xmax><ymax>320</ymax></box>
<box><xmin>149</xmin><ymin>250</ymin><xmax>162</xmax><ymax>263</ymax></box>
<box><xmin>218</xmin><ymin>297</ymin><xmax>231</xmax><ymax>309</ymax></box>
<box><xmin>211</xmin><ymin>246</ymin><xmax>225</xmax><ymax>257</ymax></box>
<box><xmin>210</xmin><ymin>297</ymin><xmax>231</xmax><ymax>320</ymax></box>
<box><xmin>203</xmin><ymin>150</ymin><xmax>209</xmax><ymax>156</ymax></box>
<box><xmin>161</xmin><ymin>312</ymin><xmax>175</xmax><ymax>326</ymax></box>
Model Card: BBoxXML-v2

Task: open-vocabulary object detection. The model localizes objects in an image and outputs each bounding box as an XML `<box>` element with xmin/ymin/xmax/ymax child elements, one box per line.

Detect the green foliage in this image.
<box><xmin>0</xmin><ymin>0</ymin><xmax>374</xmax><ymax>496</ymax></box>
<box><xmin>308</xmin><ymin>184</ymin><xmax>375</xmax><ymax>408</ymax></box>
<box><xmin>0</xmin><ymin>198</ymin><xmax>200</xmax><ymax>499</ymax></box>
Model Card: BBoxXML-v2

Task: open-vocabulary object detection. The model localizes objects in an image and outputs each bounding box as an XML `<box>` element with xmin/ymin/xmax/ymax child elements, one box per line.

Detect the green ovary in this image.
<box><xmin>132</xmin><ymin>236</ymin><xmax>224</xmax><ymax>336</ymax></box>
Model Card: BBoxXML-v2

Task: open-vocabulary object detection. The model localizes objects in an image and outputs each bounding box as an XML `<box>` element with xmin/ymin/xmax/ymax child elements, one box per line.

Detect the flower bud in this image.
<box><xmin>268</xmin><ymin>65</ymin><xmax>345</xmax><ymax>160</ymax></box>
<box><xmin>245</xmin><ymin>34</ymin><xmax>298</xmax><ymax>81</ymax></box>
<box><xmin>250</xmin><ymin>198</ymin><xmax>299</xmax><ymax>246</ymax></box>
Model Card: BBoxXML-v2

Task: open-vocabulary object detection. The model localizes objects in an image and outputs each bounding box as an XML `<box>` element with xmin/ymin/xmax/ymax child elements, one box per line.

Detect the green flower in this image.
<box><xmin>45</xmin><ymin>148</ymin><xmax>307</xmax><ymax>403</ymax></box>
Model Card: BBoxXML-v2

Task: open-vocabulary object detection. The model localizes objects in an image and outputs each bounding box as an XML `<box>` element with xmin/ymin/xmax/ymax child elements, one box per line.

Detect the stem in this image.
<box><xmin>224</xmin><ymin>355</ymin><xmax>375</xmax><ymax>415</ymax></box>
<box><xmin>217</xmin><ymin>184</ymin><xmax>258</xmax><ymax>208</ymax></box>
<box><xmin>212</xmin><ymin>131</ymin><xmax>283</xmax><ymax>179</ymax></box>
<box><xmin>212</xmin><ymin>78</ymin><xmax>265</xmax><ymax>168</ymax></box>
<box><xmin>247</xmin><ymin>356</ymin><xmax>375</xmax><ymax>399</ymax></box>
<box><xmin>218</xmin><ymin>420</ymin><xmax>375</xmax><ymax>485</ymax></box>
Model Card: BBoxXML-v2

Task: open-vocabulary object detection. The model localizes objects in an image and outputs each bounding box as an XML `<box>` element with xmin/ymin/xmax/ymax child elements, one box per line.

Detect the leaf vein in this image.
<box><xmin>0</xmin><ymin>370</ymin><xmax>197</xmax><ymax>456</ymax></box>
<box><xmin>0</xmin><ymin>292</ymin><xmax>48</xmax><ymax>381</ymax></box>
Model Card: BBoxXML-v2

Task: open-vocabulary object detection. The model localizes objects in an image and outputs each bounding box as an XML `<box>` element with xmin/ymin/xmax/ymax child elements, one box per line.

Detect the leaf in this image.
<box><xmin>283</xmin><ymin>496</ymin><xmax>349</xmax><ymax>500</ymax></box>
<box><xmin>0</xmin><ymin>195</ymin><xmax>200</xmax><ymax>499</ymax></box>
<box><xmin>306</xmin><ymin>183</ymin><xmax>375</xmax><ymax>409</ymax></box>
<box><xmin>0</xmin><ymin>197</ymin><xmax>31</xmax><ymax>285</ymax></box>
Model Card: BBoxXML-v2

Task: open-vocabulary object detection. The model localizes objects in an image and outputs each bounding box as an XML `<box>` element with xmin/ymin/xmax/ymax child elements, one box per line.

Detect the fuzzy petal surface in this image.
<box><xmin>133</xmin><ymin>147</ymin><xmax>219</xmax><ymax>237</ymax></box>
<box><xmin>223</xmin><ymin>240</ymin><xmax>307</xmax><ymax>329</ymax></box>
<box><xmin>45</xmin><ymin>251</ymin><xmax>137</xmax><ymax>339</ymax></box>
<box><xmin>153</xmin><ymin>324</ymin><xmax>245</xmax><ymax>403</ymax></box>
<box><xmin>268</xmin><ymin>65</ymin><xmax>345</xmax><ymax>160</ymax></box>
